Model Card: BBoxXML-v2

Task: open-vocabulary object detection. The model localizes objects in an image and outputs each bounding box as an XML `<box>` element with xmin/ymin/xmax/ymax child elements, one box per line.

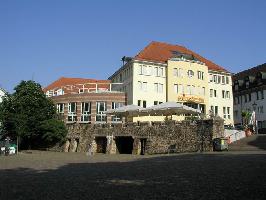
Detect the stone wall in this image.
<box><xmin>59</xmin><ymin>118</ymin><xmax>224</xmax><ymax>155</ymax></box>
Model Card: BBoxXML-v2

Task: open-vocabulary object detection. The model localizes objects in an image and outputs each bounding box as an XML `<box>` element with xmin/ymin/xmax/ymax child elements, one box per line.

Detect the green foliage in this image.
<box><xmin>0</xmin><ymin>80</ymin><xmax>67</xmax><ymax>149</ymax></box>
<box><xmin>39</xmin><ymin>119</ymin><xmax>67</xmax><ymax>143</ymax></box>
<box><xmin>241</xmin><ymin>110</ymin><xmax>252</xmax><ymax>129</ymax></box>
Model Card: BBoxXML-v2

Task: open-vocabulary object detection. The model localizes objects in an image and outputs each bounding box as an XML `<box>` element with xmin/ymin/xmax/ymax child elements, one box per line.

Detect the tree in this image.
<box><xmin>39</xmin><ymin>119</ymin><xmax>67</xmax><ymax>144</ymax></box>
<box><xmin>241</xmin><ymin>110</ymin><xmax>252</xmax><ymax>129</ymax></box>
<box><xmin>0</xmin><ymin>80</ymin><xmax>67</xmax><ymax>149</ymax></box>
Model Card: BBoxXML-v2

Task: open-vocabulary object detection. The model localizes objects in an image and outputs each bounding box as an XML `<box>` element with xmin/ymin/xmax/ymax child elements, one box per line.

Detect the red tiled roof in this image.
<box><xmin>135</xmin><ymin>41</ymin><xmax>228</xmax><ymax>72</ymax></box>
<box><xmin>43</xmin><ymin>77</ymin><xmax>110</xmax><ymax>92</ymax></box>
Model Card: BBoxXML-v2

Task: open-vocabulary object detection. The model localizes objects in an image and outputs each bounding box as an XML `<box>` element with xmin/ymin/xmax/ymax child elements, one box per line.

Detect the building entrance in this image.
<box><xmin>95</xmin><ymin>137</ymin><xmax>107</xmax><ymax>153</ymax></box>
<box><xmin>115</xmin><ymin>136</ymin><xmax>134</xmax><ymax>154</ymax></box>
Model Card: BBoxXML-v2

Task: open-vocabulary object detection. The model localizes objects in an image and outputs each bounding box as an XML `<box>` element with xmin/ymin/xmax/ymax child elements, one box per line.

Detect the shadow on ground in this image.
<box><xmin>248</xmin><ymin>135</ymin><xmax>266</xmax><ymax>150</ymax></box>
<box><xmin>1</xmin><ymin>153</ymin><xmax>266</xmax><ymax>200</ymax></box>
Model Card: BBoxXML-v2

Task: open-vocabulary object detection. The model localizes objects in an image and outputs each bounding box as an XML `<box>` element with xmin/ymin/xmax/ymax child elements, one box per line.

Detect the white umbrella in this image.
<box><xmin>104</xmin><ymin>104</ymin><xmax>144</xmax><ymax>117</ymax></box>
<box><xmin>141</xmin><ymin>101</ymin><xmax>201</xmax><ymax>116</ymax></box>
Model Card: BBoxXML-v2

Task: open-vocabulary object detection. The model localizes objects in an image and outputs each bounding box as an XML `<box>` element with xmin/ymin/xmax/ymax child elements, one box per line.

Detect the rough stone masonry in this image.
<box><xmin>57</xmin><ymin>118</ymin><xmax>224</xmax><ymax>155</ymax></box>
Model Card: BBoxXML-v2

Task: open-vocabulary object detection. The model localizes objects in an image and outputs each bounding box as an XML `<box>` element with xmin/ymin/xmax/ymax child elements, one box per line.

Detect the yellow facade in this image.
<box><xmin>109</xmin><ymin>58</ymin><xmax>233</xmax><ymax>124</ymax></box>
<box><xmin>166</xmin><ymin>59</ymin><xmax>209</xmax><ymax>113</ymax></box>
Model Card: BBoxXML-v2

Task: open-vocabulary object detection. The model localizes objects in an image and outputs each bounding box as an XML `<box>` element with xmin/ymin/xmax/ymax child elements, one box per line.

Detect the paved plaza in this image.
<box><xmin>0</xmin><ymin>151</ymin><xmax>266</xmax><ymax>200</ymax></box>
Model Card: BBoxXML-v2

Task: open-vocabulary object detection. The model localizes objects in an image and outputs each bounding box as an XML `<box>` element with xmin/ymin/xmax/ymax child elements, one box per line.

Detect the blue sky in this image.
<box><xmin>0</xmin><ymin>0</ymin><xmax>266</xmax><ymax>92</ymax></box>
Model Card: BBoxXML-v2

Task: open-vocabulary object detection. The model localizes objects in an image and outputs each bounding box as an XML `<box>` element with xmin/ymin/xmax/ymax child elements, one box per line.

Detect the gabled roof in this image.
<box><xmin>135</xmin><ymin>41</ymin><xmax>228</xmax><ymax>72</ymax></box>
<box><xmin>43</xmin><ymin>77</ymin><xmax>110</xmax><ymax>92</ymax></box>
<box><xmin>233</xmin><ymin>63</ymin><xmax>266</xmax><ymax>80</ymax></box>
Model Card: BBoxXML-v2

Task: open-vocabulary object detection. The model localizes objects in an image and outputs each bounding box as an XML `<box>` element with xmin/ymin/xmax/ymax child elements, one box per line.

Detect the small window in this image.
<box><xmin>138</xmin><ymin>100</ymin><xmax>141</xmax><ymax>106</ymax></box>
<box><xmin>188</xmin><ymin>70</ymin><xmax>194</xmax><ymax>78</ymax></box>
<box><xmin>214</xmin><ymin>90</ymin><xmax>217</xmax><ymax>97</ymax></box>
<box><xmin>210</xmin><ymin>89</ymin><xmax>213</xmax><ymax>97</ymax></box>
<box><xmin>143</xmin><ymin>101</ymin><xmax>147</xmax><ymax>108</ymax></box>
<box><xmin>226</xmin><ymin>76</ymin><xmax>229</xmax><ymax>84</ymax></box>
<box><xmin>223</xmin><ymin>107</ymin><xmax>226</xmax><ymax>119</ymax></box>
<box><xmin>174</xmin><ymin>84</ymin><xmax>178</xmax><ymax>94</ymax></box>
<box><xmin>173</xmin><ymin>68</ymin><xmax>178</xmax><ymax>76</ymax></box>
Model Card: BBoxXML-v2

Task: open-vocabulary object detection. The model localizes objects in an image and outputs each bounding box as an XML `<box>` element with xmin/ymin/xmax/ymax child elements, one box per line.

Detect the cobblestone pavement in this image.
<box><xmin>0</xmin><ymin>151</ymin><xmax>266</xmax><ymax>200</ymax></box>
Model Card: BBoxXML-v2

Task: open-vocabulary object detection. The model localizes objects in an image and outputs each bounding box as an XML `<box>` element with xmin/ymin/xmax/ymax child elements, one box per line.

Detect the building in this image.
<box><xmin>233</xmin><ymin>63</ymin><xmax>266</xmax><ymax>133</ymax></box>
<box><xmin>44</xmin><ymin>77</ymin><xmax>126</xmax><ymax>124</ymax></box>
<box><xmin>109</xmin><ymin>41</ymin><xmax>233</xmax><ymax>124</ymax></box>
<box><xmin>0</xmin><ymin>88</ymin><xmax>6</xmax><ymax>103</ymax></box>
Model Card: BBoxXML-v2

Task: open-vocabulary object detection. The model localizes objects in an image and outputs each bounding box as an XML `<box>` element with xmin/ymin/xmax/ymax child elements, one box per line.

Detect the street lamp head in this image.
<box><xmin>252</xmin><ymin>101</ymin><xmax>257</xmax><ymax>111</ymax></box>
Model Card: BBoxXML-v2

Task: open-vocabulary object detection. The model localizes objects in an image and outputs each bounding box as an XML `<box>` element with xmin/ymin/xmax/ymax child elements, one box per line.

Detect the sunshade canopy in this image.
<box><xmin>104</xmin><ymin>104</ymin><xmax>144</xmax><ymax>116</ymax></box>
<box><xmin>141</xmin><ymin>101</ymin><xmax>201</xmax><ymax>115</ymax></box>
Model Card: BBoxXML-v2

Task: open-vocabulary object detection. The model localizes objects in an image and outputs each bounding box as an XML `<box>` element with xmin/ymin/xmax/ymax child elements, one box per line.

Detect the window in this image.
<box><xmin>248</xmin><ymin>93</ymin><xmax>251</xmax><ymax>102</ymax></box>
<box><xmin>258</xmin><ymin>106</ymin><xmax>263</xmax><ymax>114</ymax></box>
<box><xmin>138</xmin><ymin>65</ymin><xmax>148</xmax><ymax>75</ymax></box>
<box><xmin>234</xmin><ymin>110</ymin><xmax>238</xmax><ymax>118</ymax></box>
<box><xmin>179</xmin><ymin>84</ymin><xmax>184</xmax><ymax>94</ymax></box>
<box><xmin>68</xmin><ymin>102</ymin><xmax>77</xmax><ymax>122</ymax></box>
<box><xmin>202</xmin><ymin>87</ymin><xmax>205</xmax><ymax>95</ymax></box>
<box><xmin>222</xmin><ymin>90</ymin><xmax>225</xmax><ymax>98</ymax></box>
<box><xmin>226</xmin><ymin>76</ymin><xmax>229</xmax><ymax>84</ymax></box>
<box><xmin>178</xmin><ymin>68</ymin><xmax>184</xmax><ymax>77</ymax></box>
<box><xmin>218</xmin><ymin>76</ymin><xmax>221</xmax><ymax>84</ymax></box>
<box><xmin>79</xmin><ymin>88</ymin><xmax>85</xmax><ymax>94</ymax></box>
<box><xmin>46</xmin><ymin>90</ymin><xmax>54</xmax><ymax>97</ymax></box>
<box><xmin>154</xmin><ymin>101</ymin><xmax>158</xmax><ymax>105</ymax></box>
<box><xmin>111</xmin><ymin>102</ymin><xmax>123</xmax><ymax>122</ymax></box>
<box><xmin>226</xmin><ymin>91</ymin><xmax>230</xmax><ymax>99</ymax></box>
<box><xmin>174</xmin><ymin>84</ymin><xmax>178</xmax><ymax>94</ymax></box>
<box><xmin>223</xmin><ymin>107</ymin><xmax>226</xmax><ymax>118</ymax></box>
<box><xmin>154</xmin><ymin>83</ymin><xmax>163</xmax><ymax>93</ymax></box>
<box><xmin>57</xmin><ymin>103</ymin><xmax>64</xmax><ymax>114</ymax></box>
<box><xmin>81</xmin><ymin>102</ymin><xmax>91</xmax><ymax>122</ymax></box>
<box><xmin>187</xmin><ymin>70</ymin><xmax>194</xmax><ymax>78</ymax></box>
<box><xmin>143</xmin><ymin>100</ymin><xmax>147</xmax><ymax>108</ymax></box>
<box><xmin>159</xmin><ymin>67</ymin><xmax>163</xmax><ymax>77</ymax></box>
<box><xmin>197</xmin><ymin>71</ymin><xmax>204</xmax><ymax>80</ymax></box>
<box><xmin>142</xmin><ymin>65</ymin><xmax>147</xmax><ymax>75</ymax></box>
<box><xmin>155</xmin><ymin>67</ymin><xmax>163</xmax><ymax>77</ymax></box>
<box><xmin>191</xmin><ymin>85</ymin><xmax>195</xmax><ymax>95</ymax></box>
<box><xmin>55</xmin><ymin>89</ymin><xmax>64</xmax><ymax>96</ymax></box>
<box><xmin>215</xmin><ymin>106</ymin><xmax>218</xmax><ymax>116</ymax></box>
<box><xmin>96</xmin><ymin>102</ymin><xmax>107</xmax><ymax>122</ymax></box>
<box><xmin>214</xmin><ymin>90</ymin><xmax>217</xmax><ymax>97</ymax></box>
<box><xmin>210</xmin><ymin>89</ymin><xmax>213</xmax><ymax>97</ymax></box>
<box><xmin>261</xmin><ymin>90</ymin><xmax>264</xmax><ymax>99</ymax></box>
<box><xmin>210</xmin><ymin>106</ymin><xmax>214</xmax><ymax>112</ymax></box>
<box><xmin>138</xmin><ymin>65</ymin><xmax>142</xmax><ymax>75</ymax></box>
<box><xmin>227</xmin><ymin>107</ymin><xmax>231</xmax><ymax>119</ymax></box>
<box><xmin>148</xmin><ymin>66</ymin><xmax>153</xmax><ymax>76</ymax></box>
<box><xmin>221</xmin><ymin>76</ymin><xmax>225</xmax><ymax>84</ymax></box>
<box><xmin>209</xmin><ymin>74</ymin><xmax>213</xmax><ymax>82</ymax></box>
<box><xmin>234</xmin><ymin>97</ymin><xmax>238</xmax><ymax>105</ymax></box>
<box><xmin>243</xmin><ymin>94</ymin><xmax>247</xmax><ymax>102</ymax></box>
<box><xmin>138</xmin><ymin>81</ymin><xmax>147</xmax><ymax>92</ymax></box>
<box><xmin>173</xmin><ymin>68</ymin><xmax>178</xmax><ymax>76</ymax></box>
<box><xmin>187</xmin><ymin>85</ymin><xmax>191</xmax><ymax>95</ymax></box>
<box><xmin>138</xmin><ymin>100</ymin><xmax>141</xmax><ymax>106</ymax></box>
<box><xmin>213</xmin><ymin>75</ymin><xmax>217</xmax><ymax>83</ymax></box>
<box><xmin>142</xmin><ymin>82</ymin><xmax>147</xmax><ymax>92</ymax></box>
<box><xmin>158</xmin><ymin>84</ymin><xmax>163</xmax><ymax>93</ymax></box>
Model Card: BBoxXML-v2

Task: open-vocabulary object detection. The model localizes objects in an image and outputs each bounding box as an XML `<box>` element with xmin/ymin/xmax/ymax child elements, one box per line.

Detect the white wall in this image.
<box><xmin>234</xmin><ymin>89</ymin><xmax>266</xmax><ymax>125</ymax></box>
<box><xmin>208</xmin><ymin>72</ymin><xmax>234</xmax><ymax>125</ymax></box>
<box><xmin>132</xmin><ymin>62</ymin><xmax>167</xmax><ymax>107</ymax></box>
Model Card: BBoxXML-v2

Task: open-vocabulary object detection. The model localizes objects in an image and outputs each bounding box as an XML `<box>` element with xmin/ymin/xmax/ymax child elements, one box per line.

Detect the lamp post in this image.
<box><xmin>252</xmin><ymin>101</ymin><xmax>258</xmax><ymax>134</ymax></box>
